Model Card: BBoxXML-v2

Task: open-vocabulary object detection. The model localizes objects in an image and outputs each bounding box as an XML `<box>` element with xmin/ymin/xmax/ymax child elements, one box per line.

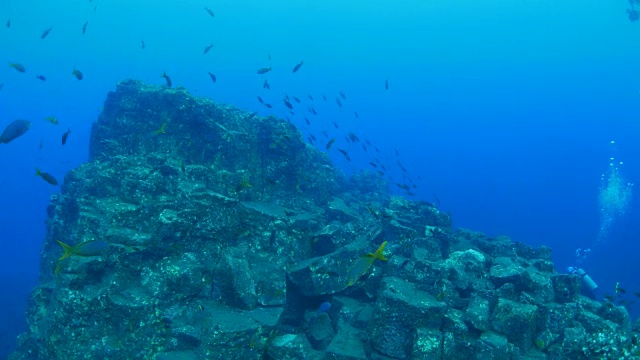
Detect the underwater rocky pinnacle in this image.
<box><xmin>9</xmin><ymin>80</ymin><xmax>640</xmax><ymax>360</ymax></box>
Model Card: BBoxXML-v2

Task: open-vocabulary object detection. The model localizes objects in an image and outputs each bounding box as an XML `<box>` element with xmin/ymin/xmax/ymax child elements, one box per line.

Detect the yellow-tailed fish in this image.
<box><xmin>346</xmin><ymin>241</ymin><xmax>388</xmax><ymax>286</ymax></box>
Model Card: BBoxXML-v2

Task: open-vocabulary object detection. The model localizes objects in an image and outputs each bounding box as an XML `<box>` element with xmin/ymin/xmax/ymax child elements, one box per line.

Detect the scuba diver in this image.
<box><xmin>568</xmin><ymin>266</ymin><xmax>599</xmax><ymax>299</ymax></box>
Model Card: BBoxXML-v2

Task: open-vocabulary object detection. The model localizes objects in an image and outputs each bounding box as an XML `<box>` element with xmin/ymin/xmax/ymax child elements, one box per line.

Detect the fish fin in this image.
<box><xmin>373</xmin><ymin>241</ymin><xmax>388</xmax><ymax>261</ymax></box>
<box><xmin>55</xmin><ymin>239</ymin><xmax>75</xmax><ymax>260</ymax></box>
<box><xmin>35</xmin><ymin>167</ymin><xmax>41</xmax><ymax>176</ymax></box>
<box><xmin>54</xmin><ymin>260</ymin><xmax>63</xmax><ymax>276</ymax></box>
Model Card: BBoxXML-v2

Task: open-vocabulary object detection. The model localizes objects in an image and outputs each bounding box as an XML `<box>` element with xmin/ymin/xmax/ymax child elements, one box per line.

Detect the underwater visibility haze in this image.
<box><xmin>1</xmin><ymin>0</ymin><xmax>640</xmax><ymax>358</ymax></box>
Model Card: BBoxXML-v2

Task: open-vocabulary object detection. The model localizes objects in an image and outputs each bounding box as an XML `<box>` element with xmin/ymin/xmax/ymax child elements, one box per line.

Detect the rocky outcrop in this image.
<box><xmin>10</xmin><ymin>81</ymin><xmax>640</xmax><ymax>359</ymax></box>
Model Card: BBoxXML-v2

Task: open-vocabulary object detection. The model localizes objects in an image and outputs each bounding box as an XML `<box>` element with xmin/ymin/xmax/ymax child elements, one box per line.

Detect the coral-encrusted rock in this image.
<box><xmin>369</xmin><ymin>277</ymin><xmax>446</xmax><ymax>358</ymax></box>
<box><xmin>490</xmin><ymin>298</ymin><xmax>538</xmax><ymax>351</ymax></box>
<box><xmin>552</xmin><ymin>273</ymin><xmax>581</xmax><ymax>303</ymax></box>
<box><xmin>267</xmin><ymin>334</ymin><xmax>324</xmax><ymax>360</ymax></box>
<box><xmin>10</xmin><ymin>80</ymin><xmax>640</xmax><ymax>360</ymax></box>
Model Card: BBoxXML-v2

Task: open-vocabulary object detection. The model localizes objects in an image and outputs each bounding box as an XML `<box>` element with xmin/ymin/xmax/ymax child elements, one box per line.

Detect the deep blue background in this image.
<box><xmin>1</xmin><ymin>0</ymin><xmax>639</xmax><ymax>356</ymax></box>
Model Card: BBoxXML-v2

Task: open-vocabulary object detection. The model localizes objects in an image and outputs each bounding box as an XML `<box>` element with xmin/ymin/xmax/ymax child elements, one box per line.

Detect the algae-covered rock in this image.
<box><xmin>10</xmin><ymin>81</ymin><xmax>640</xmax><ymax>360</ymax></box>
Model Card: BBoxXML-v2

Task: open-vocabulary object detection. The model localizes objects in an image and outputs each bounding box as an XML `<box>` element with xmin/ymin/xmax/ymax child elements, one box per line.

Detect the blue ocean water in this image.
<box><xmin>1</xmin><ymin>0</ymin><xmax>639</xmax><ymax>357</ymax></box>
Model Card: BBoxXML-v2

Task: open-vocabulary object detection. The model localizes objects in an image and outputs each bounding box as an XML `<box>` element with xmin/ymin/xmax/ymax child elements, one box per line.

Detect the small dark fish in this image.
<box><xmin>308</xmin><ymin>107</ymin><xmax>317</xmax><ymax>115</ymax></box>
<box><xmin>6</xmin><ymin>19</ymin><xmax>9</xmax><ymax>28</ymax></box>
<box><xmin>385</xmin><ymin>79</ymin><xmax>389</xmax><ymax>90</ymax></box>
<box><xmin>333</xmin><ymin>122</ymin><xmax>338</xmax><ymax>129</ymax></box>
<box><xmin>322</xmin><ymin>94</ymin><xmax>327</xmax><ymax>101</ymax></box>
<box><xmin>377</xmin><ymin>170</ymin><xmax>385</xmax><ymax>176</ymax></box>
<box><xmin>9</xmin><ymin>63</ymin><xmax>26</xmax><ymax>73</ymax></box>
<box><xmin>205</xmin><ymin>7</ymin><xmax>215</xmax><ymax>17</ymax></box>
<box><xmin>395</xmin><ymin>149</ymin><xmax>399</xmax><ymax>156</ymax></box>
<box><xmin>292</xmin><ymin>96</ymin><xmax>300</xmax><ymax>103</ymax></box>
<box><xmin>362</xmin><ymin>144</ymin><xmax>367</xmax><ymax>151</ymax></box>
<box><xmin>0</xmin><ymin>119</ymin><xmax>31</xmax><ymax>144</ymax></box>
<box><xmin>257</xmin><ymin>67</ymin><xmax>272</xmax><ymax>75</ymax></box>
<box><xmin>348</xmin><ymin>132</ymin><xmax>359</xmax><ymax>142</ymax></box>
<box><xmin>397</xmin><ymin>161</ymin><xmax>407</xmax><ymax>173</ymax></box>
<box><xmin>336</xmin><ymin>98</ymin><xmax>342</xmax><ymax>107</ymax></box>
<box><xmin>307</xmin><ymin>136</ymin><xmax>314</xmax><ymax>144</ymax></box>
<box><xmin>82</xmin><ymin>21</ymin><xmax>88</xmax><ymax>34</ymax></box>
<box><xmin>41</xmin><ymin>27</ymin><xmax>52</xmax><ymax>39</ymax></box>
<box><xmin>309</xmin><ymin>134</ymin><xmax>316</xmax><ymax>141</ymax></box>
<box><xmin>308</xmin><ymin>94</ymin><xmax>314</xmax><ymax>101</ymax></box>
<box><xmin>257</xmin><ymin>96</ymin><xmax>264</xmax><ymax>104</ymax></box>
<box><xmin>265</xmin><ymin>103</ymin><xmax>272</xmax><ymax>109</ymax></box>
<box><xmin>72</xmin><ymin>68</ymin><xmax>83</xmax><ymax>80</ymax></box>
<box><xmin>629</xmin><ymin>9</ymin><xmax>640</xmax><ymax>21</ymax></box>
<box><xmin>263</xmin><ymin>80</ymin><xmax>270</xmax><ymax>89</ymax></box>
<box><xmin>36</xmin><ymin>75</ymin><xmax>46</xmax><ymax>81</ymax></box>
<box><xmin>35</xmin><ymin>168</ymin><xmax>58</xmax><ymax>185</ymax></box>
<box><xmin>246</xmin><ymin>112</ymin><xmax>258</xmax><ymax>120</ymax></box>
<box><xmin>61</xmin><ymin>128</ymin><xmax>71</xmax><ymax>145</ymax></box>
<box><xmin>369</xmin><ymin>162</ymin><xmax>377</xmax><ymax>168</ymax></box>
<box><xmin>292</xmin><ymin>60</ymin><xmax>303</xmax><ymax>73</ymax></box>
<box><xmin>141</xmin><ymin>40</ymin><xmax>146</xmax><ymax>49</ymax></box>
<box><xmin>203</xmin><ymin>44</ymin><xmax>213</xmax><ymax>54</ymax></box>
<box><xmin>305</xmin><ymin>118</ymin><xmax>310</xmax><ymax>125</ymax></box>
<box><xmin>161</xmin><ymin>72</ymin><xmax>172</xmax><ymax>87</ymax></box>
<box><xmin>0</xmin><ymin>83</ymin><xmax>3</xmax><ymax>90</ymax></box>
<box><xmin>339</xmin><ymin>91</ymin><xmax>346</xmax><ymax>100</ymax></box>
<box><xmin>354</xmin><ymin>112</ymin><xmax>359</xmax><ymax>118</ymax></box>
<box><xmin>208</xmin><ymin>72</ymin><xmax>217</xmax><ymax>83</ymax></box>
<box><xmin>39</xmin><ymin>139</ymin><xmax>44</xmax><ymax>150</ymax></box>
<box><xmin>285</xmin><ymin>94</ymin><xmax>290</xmax><ymax>101</ymax></box>
<box><xmin>325</xmin><ymin>138</ymin><xmax>335</xmax><ymax>150</ymax></box>
<box><xmin>283</xmin><ymin>98</ymin><xmax>293</xmax><ymax>109</ymax></box>
<box><xmin>338</xmin><ymin>149</ymin><xmax>351</xmax><ymax>161</ymax></box>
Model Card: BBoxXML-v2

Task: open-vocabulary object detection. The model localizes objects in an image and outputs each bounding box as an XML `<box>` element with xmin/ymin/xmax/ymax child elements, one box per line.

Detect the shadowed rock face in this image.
<box><xmin>10</xmin><ymin>80</ymin><xmax>640</xmax><ymax>360</ymax></box>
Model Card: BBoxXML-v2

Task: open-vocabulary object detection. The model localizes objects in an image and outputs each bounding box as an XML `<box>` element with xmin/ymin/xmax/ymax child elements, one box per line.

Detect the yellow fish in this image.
<box><xmin>346</xmin><ymin>241</ymin><xmax>388</xmax><ymax>286</ymax></box>
<box><xmin>54</xmin><ymin>239</ymin><xmax>108</xmax><ymax>275</ymax></box>
<box><xmin>44</xmin><ymin>116</ymin><xmax>58</xmax><ymax>125</ymax></box>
